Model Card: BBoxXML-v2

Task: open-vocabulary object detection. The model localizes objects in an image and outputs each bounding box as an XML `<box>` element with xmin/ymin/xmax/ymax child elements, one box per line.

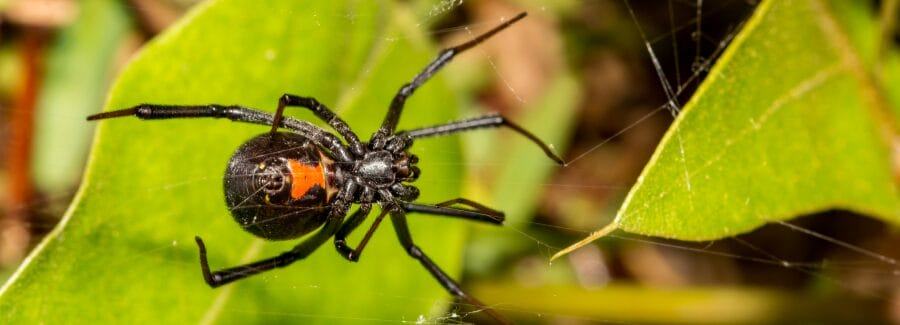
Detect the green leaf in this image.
<box><xmin>1</xmin><ymin>1</ymin><xmax>471</xmax><ymax>323</ymax></box>
<box><xmin>555</xmin><ymin>0</ymin><xmax>899</xmax><ymax>258</ymax></box>
<box><xmin>885</xmin><ymin>52</ymin><xmax>900</xmax><ymax>120</ymax></box>
<box><xmin>33</xmin><ymin>0</ymin><xmax>130</xmax><ymax>190</ymax></box>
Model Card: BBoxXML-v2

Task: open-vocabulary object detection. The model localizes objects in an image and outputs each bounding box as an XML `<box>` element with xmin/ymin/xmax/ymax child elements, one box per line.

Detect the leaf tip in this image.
<box><xmin>550</xmin><ymin>222</ymin><xmax>618</xmax><ymax>261</ymax></box>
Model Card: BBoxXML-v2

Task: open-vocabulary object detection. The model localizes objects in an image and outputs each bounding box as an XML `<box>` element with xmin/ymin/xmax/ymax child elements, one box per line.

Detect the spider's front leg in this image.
<box><xmin>370</xmin><ymin>12</ymin><xmax>528</xmax><ymax>149</ymax></box>
<box><xmin>398</xmin><ymin>114</ymin><xmax>565</xmax><ymax>164</ymax></box>
<box><xmin>271</xmin><ymin>94</ymin><xmax>365</xmax><ymax>156</ymax></box>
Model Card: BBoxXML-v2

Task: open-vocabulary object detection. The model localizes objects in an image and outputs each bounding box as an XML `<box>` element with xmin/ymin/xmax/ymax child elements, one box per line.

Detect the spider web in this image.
<box><xmin>2</xmin><ymin>0</ymin><xmax>899</xmax><ymax>324</ymax></box>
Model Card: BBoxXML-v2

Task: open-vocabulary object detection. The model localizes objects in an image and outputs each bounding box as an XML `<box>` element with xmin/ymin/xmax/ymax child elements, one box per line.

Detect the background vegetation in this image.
<box><xmin>0</xmin><ymin>0</ymin><xmax>897</xmax><ymax>323</ymax></box>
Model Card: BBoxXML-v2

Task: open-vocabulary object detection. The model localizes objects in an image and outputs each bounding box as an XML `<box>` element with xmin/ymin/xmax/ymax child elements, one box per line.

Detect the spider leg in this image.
<box><xmin>195</xmin><ymin>199</ymin><xmax>351</xmax><ymax>287</ymax></box>
<box><xmin>334</xmin><ymin>203</ymin><xmax>374</xmax><ymax>261</ymax></box>
<box><xmin>195</xmin><ymin>218</ymin><xmax>339</xmax><ymax>287</ymax></box>
<box><xmin>389</xmin><ymin>206</ymin><xmax>508</xmax><ymax>324</ymax></box>
<box><xmin>335</xmin><ymin>197</ymin><xmax>502</xmax><ymax>262</ymax></box>
<box><xmin>86</xmin><ymin>104</ymin><xmax>355</xmax><ymax>162</ymax></box>
<box><xmin>434</xmin><ymin>198</ymin><xmax>502</xmax><ymax>215</ymax></box>
<box><xmin>271</xmin><ymin>94</ymin><xmax>365</xmax><ymax>156</ymax></box>
<box><xmin>404</xmin><ymin>201</ymin><xmax>504</xmax><ymax>225</ymax></box>
<box><xmin>334</xmin><ymin>205</ymin><xmax>390</xmax><ymax>262</ymax></box>
<box><xmin>371</xmin><ymin>12</ymin><xmax>527</xmax><ymax>148</ymax></box>
<box><xmin>396</xmin><ymin>114</ymin><xmax>565</xmax><ymax>164</ymax></box>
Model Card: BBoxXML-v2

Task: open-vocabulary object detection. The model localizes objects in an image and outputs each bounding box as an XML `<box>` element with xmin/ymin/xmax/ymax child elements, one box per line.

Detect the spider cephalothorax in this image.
<box><xmin>87</xmin><ymin>12</ymin><xmax>562</xmax><ymax>323</ymax></box>
<box><xmin>352</xmin><ymin>148</ymin><xmax>419</xmax><ymax>191</ymax></box>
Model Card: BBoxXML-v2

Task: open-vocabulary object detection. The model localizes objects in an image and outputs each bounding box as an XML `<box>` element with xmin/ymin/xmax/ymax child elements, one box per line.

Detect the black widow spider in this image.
<box><xmin>87</xmin><ymin>12</ymin><xmax>562</xmax><ymax>322</ymax></box>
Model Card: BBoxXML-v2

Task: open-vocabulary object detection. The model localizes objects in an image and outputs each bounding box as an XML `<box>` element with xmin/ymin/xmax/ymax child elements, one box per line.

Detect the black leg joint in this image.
<box><xmin>369</xmin><ymin>130</ymin><xmax>388</xmax><ymax>150</ymax></box>
<box><xmin>390</xmin><ymin>184</ymin><xmax>419</xmax><ymax>201</ymax></box>
<box><xmin>385</xmin><ymin>134</ymin><xmax>412</xmax><ymax>153</ymax></box>
<box><xmin>405</xmin><ymin>244</ymin><xmax>424</xmax><ymax>258</ymax></box>
<box><xmin>334</xmin><ymin>239</ymin><xmax>360</xmax><ymax>262</ymax></box>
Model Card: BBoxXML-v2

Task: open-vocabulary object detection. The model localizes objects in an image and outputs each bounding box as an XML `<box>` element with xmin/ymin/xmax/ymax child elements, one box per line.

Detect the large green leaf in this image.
<box><xmin>1</xmin><ymin>1</ymin><xmax>471</xmax><ymax>323</ymax></box>
<box><xmin>555</xmin><ymin>0</ymin><xmax>899</xmax><ymax>258</ymax></box>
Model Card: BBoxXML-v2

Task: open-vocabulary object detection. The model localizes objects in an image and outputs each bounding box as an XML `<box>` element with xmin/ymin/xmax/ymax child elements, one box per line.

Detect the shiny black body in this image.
<box><xmin>225</xmin><ymin>133</ymin><xmax>330</xmax><ymax>240</ymax></box>
<box><xmin>86</xmin><ymin>12</ymin><xmax>562</xmax><ymax>324</ymax></box>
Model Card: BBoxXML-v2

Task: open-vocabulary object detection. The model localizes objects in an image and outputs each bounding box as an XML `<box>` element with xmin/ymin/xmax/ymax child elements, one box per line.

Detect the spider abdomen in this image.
<box><xmin>224</xmin><ymin>132</ymin><xmax>335</xmax><ymax>240</ymax></box>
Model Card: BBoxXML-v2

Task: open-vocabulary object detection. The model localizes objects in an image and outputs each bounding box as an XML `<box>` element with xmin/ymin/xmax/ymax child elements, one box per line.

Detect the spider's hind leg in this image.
<box><xmin>195</xmin><ymin>216</ymin><xmax>341</xmax><ymax>287</ymax></box>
